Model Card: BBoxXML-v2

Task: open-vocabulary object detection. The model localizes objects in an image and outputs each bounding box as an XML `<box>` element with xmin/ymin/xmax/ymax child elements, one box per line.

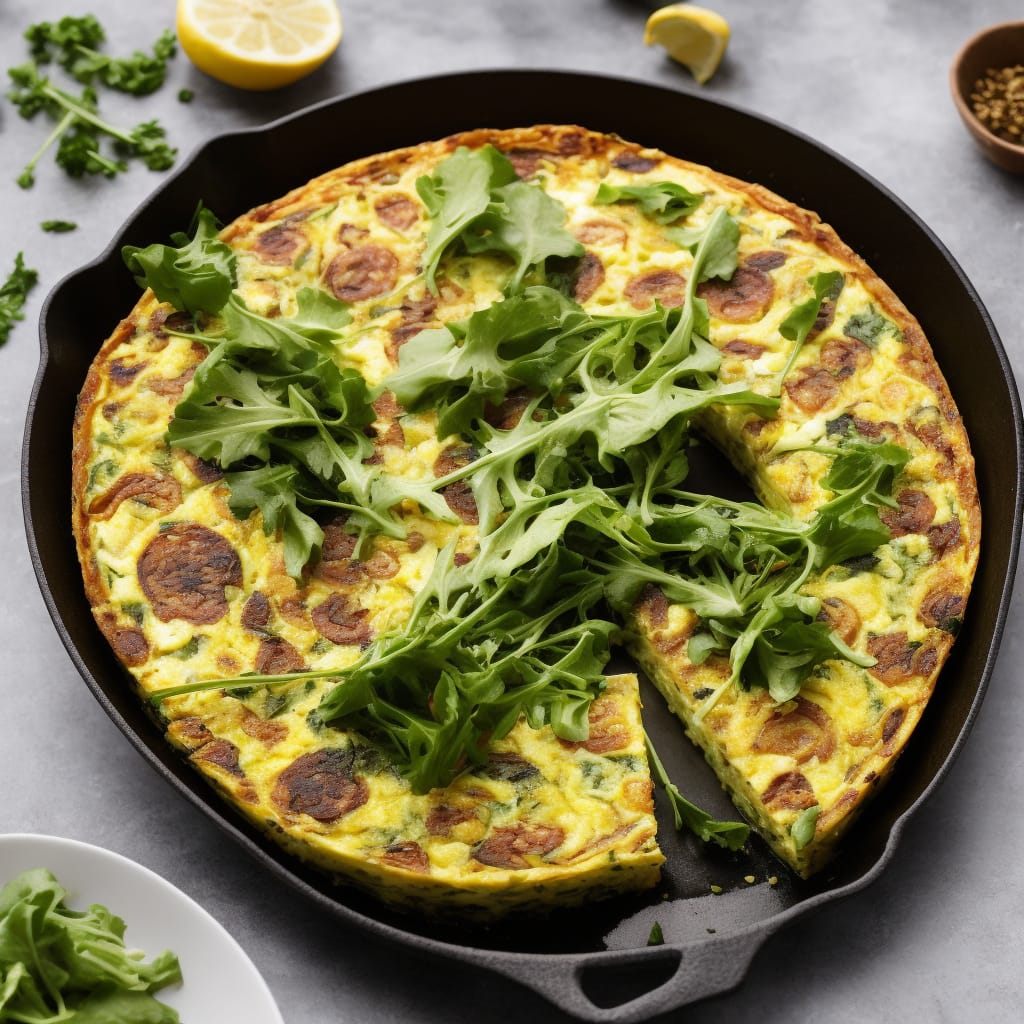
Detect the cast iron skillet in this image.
<box><xmin>23</xmin><ymin>71</ymin><xmax>1023</xmax><ymax>1022</ymax></box>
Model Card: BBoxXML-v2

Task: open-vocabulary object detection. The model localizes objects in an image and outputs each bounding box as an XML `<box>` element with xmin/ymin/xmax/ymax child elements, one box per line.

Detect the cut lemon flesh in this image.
<box><xmin>644</xmin><ymin>4</ymin><xmax>730</xmax><ymax>85</ymax></box>
<box><xmin>177</xmin><ymin>0</ymin><xmax>343</xmax><ymax>90</ymax></box>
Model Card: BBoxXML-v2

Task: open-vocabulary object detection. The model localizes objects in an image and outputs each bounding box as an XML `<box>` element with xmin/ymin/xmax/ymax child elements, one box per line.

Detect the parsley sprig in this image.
<box><xmin>6</xmin><ymin>18</ymin><xmax>176</xmax><ymax>188</ymax></box>
<box><xmin>0</xmin><ymin>253</ymin><xmax>38</xmax><ymax>347</ymax></box>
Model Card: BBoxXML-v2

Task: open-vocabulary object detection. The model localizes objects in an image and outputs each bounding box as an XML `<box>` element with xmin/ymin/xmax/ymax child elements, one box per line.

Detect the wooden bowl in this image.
<box><xmin>951</xmin><ymin>20</ymin><xmax>1024</xmax><ymax>173</ymax></box>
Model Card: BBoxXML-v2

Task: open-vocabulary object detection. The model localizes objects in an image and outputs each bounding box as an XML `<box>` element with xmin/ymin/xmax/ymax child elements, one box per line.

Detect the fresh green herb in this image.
<box><xmin>26</xmin><ymin>16</ymin><xmax>176</xmax><ymax>96</ymax></box>
<box><xmin>647</xmin><ymin>921</ymin><xmax>665</xmax><ymax>946</ymax></box>
<box><xmin>0</xmin><ymin>253</ymin><xmax>38</xmax><ymax>346</ymax></box>
<box><xmin>41</xmin><ymin>219</ymin><xmax>76</xmax><ymax>232</ymax></box>
<box><xmin>775</xmin><ymin>270</ymin><xmax>844</xmax><ymax>388</ymax></box>
<box><xmin>415</xmin><ymin>145</ymin><xmax>583</xmax><ymax>295</ymax></box>
<box><xmin>123</xmin><ymin>206</ymin><xmax>236</xmax><ymax>315</ymax></box>
<box><xmin>843</xmin><ymin>305</ymin><xmax>897</xmax><ymax>348</ymax></box>
<box><xmin>0</xmin><ymin>867</ymin><xmax>181</xmax><ymax>1023</ymax></box>
<box><xmin>177</xmin><ymin>88</ymin><xmax>193</xmax><ymax>103</ymax></box>
<box><xmin>593</xmin><ymin>180</ymin><xmax>704</xmax><ymax>224</ymax></box>
<box><xmin>791</xmin><ymin>805</ymin><xmax>820</xmax><ymax>850</ymax></box>
<box><xmin>644</xmin><ymin>732</ymin><xmax>749</xmax><ymax>850</ymax></box>
<box><xmin>7</xmin><ymin>62</ymin><xmax>175</xmax><ymax>187</ymax></box>
<box><xmin>153</xmin><ymin>543</ymin><xmax>615</xmax><ymax>794</ymax></box>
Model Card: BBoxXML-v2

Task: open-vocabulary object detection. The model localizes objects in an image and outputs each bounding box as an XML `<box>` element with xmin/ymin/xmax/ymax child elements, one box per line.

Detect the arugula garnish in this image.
<box><xmin>416</xmin><ymin>145</ymin><xmax>582</xmax><ymax>295</ymax></box>
<box><xmin>0</xmin><ymin>867</ymin><xmax>181</xmax><ymax>1023</ymax></box>
<box><xmin>644</xmin><ymin>732</ymin><xmax>749</xmax><ymax>850</ymax></box>
<box><xmin>593</xmin><ymin>180</ymin><xmax>704</xmax><ymax>224</ymax></box>
<box><xmin>774</xmin><ymin>270</ymin><xmax>844</xmax><ymax>389</ymax></box>
<box><xmin>123</xmin><ymin>206</ymin><xmax>236</xmax><ymax>315</ymax></box>
<box><xmin>0</xmin><ymin>253</ymin><xmax>38</xmax><ymax>347</ymax></box>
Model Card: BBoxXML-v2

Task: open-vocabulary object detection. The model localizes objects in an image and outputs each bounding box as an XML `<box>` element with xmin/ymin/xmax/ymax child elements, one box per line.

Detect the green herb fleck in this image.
<box><xmin>647</xmin><ymin>921</ymin><xmax>665</xmax><ymax>946</ymax></box>
<box><xmin>791</xmin><ymin>805</ymin><xmax>821</xmax><ymax>849</ymax></box>
<box><xmin>177</xmin><ymin>88</ymin><xmax>194</xmax><ymax>103</ymax></box>
<box><xmin>0</xmin><ymin>253</ymin><xmax>38</xmax><ymax>346</ymax></box>
<box><xmin>41</xmin><ymin>219</ymin><xmax>76</xmax><ymax>232</ymax></box>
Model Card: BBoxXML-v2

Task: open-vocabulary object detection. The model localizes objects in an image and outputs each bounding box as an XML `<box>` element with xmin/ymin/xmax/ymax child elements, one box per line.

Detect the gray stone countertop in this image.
<box><xmin>1</xmin><ymin>1</ymin><xmax>1022</xmax><ymax>1021</ymax></box>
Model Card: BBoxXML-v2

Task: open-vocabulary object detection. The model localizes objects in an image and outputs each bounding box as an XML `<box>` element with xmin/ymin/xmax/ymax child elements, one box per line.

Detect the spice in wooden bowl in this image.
<box><xmin>970</xmin><ymin>65</ymin><xmax>1024</xmax><ymax>145</ymax></box>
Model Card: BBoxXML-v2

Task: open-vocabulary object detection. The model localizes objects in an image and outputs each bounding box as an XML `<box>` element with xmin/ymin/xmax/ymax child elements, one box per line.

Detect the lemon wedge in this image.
<box><xmin>644</xmin><ymin>4</ymin><xmax>730</xmax><ymax>85</ymax></box>
<box><xmin>176</xmin><ymin>0</ymin><xmax>343</xmax><ymax>91</ymax></box>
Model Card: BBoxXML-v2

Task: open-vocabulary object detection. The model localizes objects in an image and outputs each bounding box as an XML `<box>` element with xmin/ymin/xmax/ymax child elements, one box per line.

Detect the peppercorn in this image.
<box><xmin>970</xmin><ymin>65</ymin><xmax>1024</xmax><ymax>146</ymax></box>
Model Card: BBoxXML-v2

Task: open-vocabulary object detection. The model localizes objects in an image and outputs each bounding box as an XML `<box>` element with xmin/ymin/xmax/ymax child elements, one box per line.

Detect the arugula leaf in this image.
<box><xmin>594</xmin><ymin>181</ymin><xmax>704</xmax><ymax>224</ymax></box>
<box><xmin>464</xmin><ymin>178</ymin><xmax>583</xmax><ymax>294</ymax></box>
<box><xmin>775</xmin><ymin>270</ymin><xmax>845</xmax><ymax>388</ymax></box>
<box><xmin>0</xmin><ymin>868</ymin><xmax>181</xmax><ymax>1023</ymax></box>
<box><xmin>123</xmin><ymin>205</ymin><xmax>236</xmax><ymax>315</ymax></box>
<box><xmin>0</xmin><ymin>253</ymin><xmax>38</xmax><ymax>347</ymax></box>
<box><xmin>415</xmin><ymin>145</ymin><xmax>582</xmax><ymax>295</ymax></box>
<box><xmin>416</xmin><ymin>145</ymin><xmax>517</xmax><ymax>293</ymax></box>
<box><xmin>645</xmin><ymin>732</ymin><xmax>749</xmax><ymax>850</ymax></box>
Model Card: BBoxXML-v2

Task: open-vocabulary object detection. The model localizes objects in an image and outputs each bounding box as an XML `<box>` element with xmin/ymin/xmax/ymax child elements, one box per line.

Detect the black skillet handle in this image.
<box><xmin>488</xmin><ymin>933</ymin><xmax>763</xmax><ymax>1023</ymax></box>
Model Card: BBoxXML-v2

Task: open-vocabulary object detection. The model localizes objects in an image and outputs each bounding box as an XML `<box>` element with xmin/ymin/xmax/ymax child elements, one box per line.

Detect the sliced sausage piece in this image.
<box><xmin>561</xmin><ymin>696</ymin><xmax>628</xmax><ymax>754</ymax></box>
<box><xmin>745</xmin><ymin>250</ymin><xmax>787</xmax><ymax>271</ymax></box>
<box><xmin>312</xmin><ymin>593</ymin><xmax>372</xmax><ymax>646</ymax></box>
<box><xmin>374</xmin><ymin>193</ymin><xmax>419</xmax><ymax>230</ymax></box>
<box><xmin>434</xmin><ymin>445</ymin><xmax>480</xmax><ymax>524</ymax></box>
<box><xmin>867</xmin><ymin>632</ymin><xmax>938</xmax><ymax>685</ymax></box>
<box><xmin>255</xmin><ymin>637</ymin><xmax>305</xmax><ymax>675</ymax></box>
<box><xmin>820</xmin><ymin>336</ymin><xmax>870</xmax><ymax>379</ymax></box>
<box><xmin>880</xmin><ymin>490</ymin><xmax>937</xmax><ymax>537</ymax></box>
<box><xmin>323</xmin><ymin>245</ymin><xmax>398</xmax><ymax>303</ymax></box>
<box><xmin>697</xmin><ymin>266</ymin><xmax>774</xmax><ymax>323</ymax></box>
<box><xmin>817</xmin><ymin>596</ymin><xmax>862</xmax><ymax>646</ymax></box>
<box><xmin>272</xmin><ymin>749</ymin><xmax>369</xmax><ymax>822</ymax></box>
<box><xmin>785</xmin><ymin>366</ymin><xmax>839</xmax><ymax>412</ymax></box>
<box><xmin>722</xmin><ymin>339</ymin><xmax>765</xmax><ymax>360</ymax></box>
<box><xmin>762</xmin><ymin>771</ymin><xmax>816</xmax><ymax>811</ymax></box>
<box><xmin>484</xmin><ymin>387</ymin><xmax>532</xmax><ymax>430</ymax></box>
<box><xmin>635</xmin><ymin>584</ymin><xmax>669</xmax><ymax>629</ymax></box>
<box><xmin>473</xmin><ymin>823</ymin><xmax>565</xmax><ymax>869</ymax></box>
<box><xmin>919</xmin><ymin>586</ymin><xmax>965</xmax><ymax>630</ymax></box>
<box><xmin>241</xmin><ymin>591</ymin><xmax>271</xmax><ymax>631</ymax></box>
<box><xmin>612</xmin><ymin>152</ymin><xmax>658</xmax><ymax>173</ymax></box>
<box><xmin>427</xmin><ymin>803</ymin><xmax>478</xmax><ymax>837</ymax></box>
<box><xmin>881</xmin><ymin>706</ymin><xmax>907</xmax><ymax>753</ymax></box>
<box><xmin>574</xmin><ymin>219</ymin><xmax>628</xmax><ymax>248</ymax></box>
<box><xmin>254</xmin><ymin>222</ymin><xmax>308</xmax><ymax>266</ymax></box>
<box><xmin>97</xmin><ymin>611</ymin><xmax>150</xmax><ymax>667</ymax></box>
<box><xmin>573</xmin><ymin>252</ymin><xmax>605</xmax><ymax>303</ymax></box>
<box><xmin>193</xmin><ymin>738</ymin><xmax>244</xmax><ymax>777</ymax></box>
<box><xmin>625</xmin><ymin>269</ymin><xmax>686</xmax><ymax>310</ymax></box>
<box><xmin>928</xmin><ymin>518</ymin><xmax>962</xmax><ymax>558</ymax></box>
<box><xmin>240</xmin><ymin>708</ymin><xmax>288</xmax><ymax>746</ymax></box>
<box><xmin>752</xmin><ymin>697</ymin><xmax>836</xmax><ymax>764</ymax></box>
<box><xmin>88</xmin><ymin>473</ymin><xmax>182</xmax><ymax>519</ymax></box>
<box><xmin>138</xmin><ymin>524</ymin><xmax>242</xmax><ymax>625</ymax></box>
<box><xmin>380</xmin><ymin>841</ymin><xmax>430</xmax><ymax>874</ymax></box>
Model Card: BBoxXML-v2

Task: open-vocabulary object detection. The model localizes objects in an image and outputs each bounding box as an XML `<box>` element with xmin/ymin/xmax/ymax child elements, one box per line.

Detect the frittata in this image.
<box><xmin>72</xmin><ymin>125</ymin><xmax>979</xmax><ymax>911</ymax></box>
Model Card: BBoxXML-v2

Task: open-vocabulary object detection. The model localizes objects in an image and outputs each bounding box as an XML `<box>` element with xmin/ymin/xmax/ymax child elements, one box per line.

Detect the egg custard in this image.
<box><xmin>73</xmin><ymin>125</ymin><xmax>978</xmax><ymax>911</ymax></box>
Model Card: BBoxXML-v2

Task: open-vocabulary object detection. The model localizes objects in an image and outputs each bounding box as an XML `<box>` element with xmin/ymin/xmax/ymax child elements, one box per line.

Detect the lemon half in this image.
<box><xmin>177</xmin><ymin>0</ymin><xmax>343</xmax><ymax>91</ymax></box>
<box><xmin>644</xmin><ymin>4</ymin><xmax>730</xmax><ymax>85</ymax></box>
